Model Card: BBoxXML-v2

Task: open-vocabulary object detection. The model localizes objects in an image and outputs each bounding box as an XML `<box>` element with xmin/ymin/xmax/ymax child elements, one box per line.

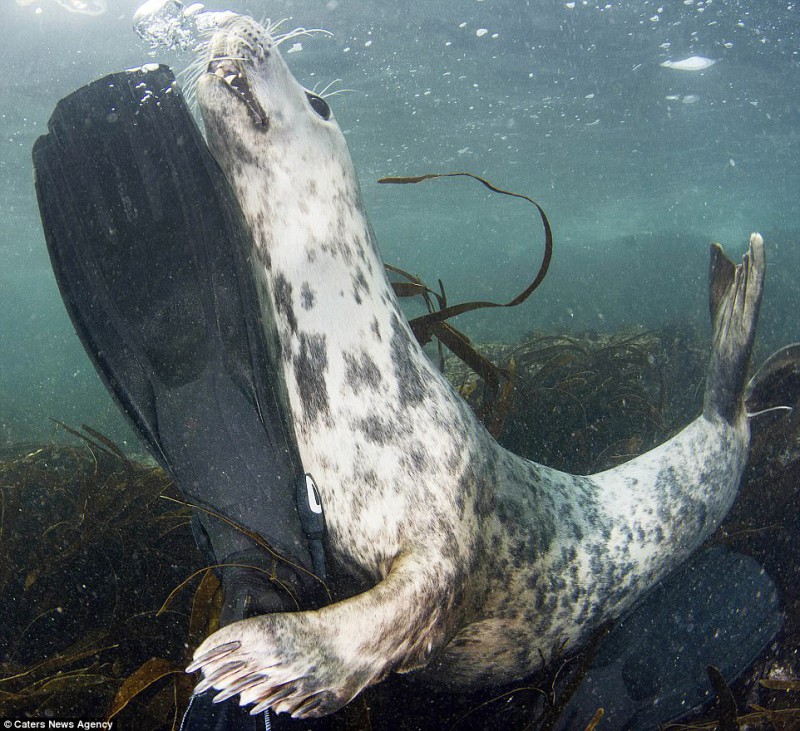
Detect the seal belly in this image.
<box><xmin>434</xmin><ymin>413</ymin><xmax>748</xmax><ymax>688</ymax></box>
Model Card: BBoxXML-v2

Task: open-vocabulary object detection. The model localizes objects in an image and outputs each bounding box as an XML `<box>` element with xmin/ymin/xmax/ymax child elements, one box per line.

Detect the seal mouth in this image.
<box><xmin>207</xmin><ymin>58</ymin><xmax>268</xmax><ymax>128</ymax></box>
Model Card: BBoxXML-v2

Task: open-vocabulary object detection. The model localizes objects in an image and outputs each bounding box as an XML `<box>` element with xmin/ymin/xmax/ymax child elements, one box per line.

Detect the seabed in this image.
<box><xmin>1</xmin><ymin>324</ymin><xmax>799</xmax><ymax>730</ymax></box>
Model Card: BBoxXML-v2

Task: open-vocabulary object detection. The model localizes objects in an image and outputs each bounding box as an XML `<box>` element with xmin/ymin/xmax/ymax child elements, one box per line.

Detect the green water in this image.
<box><xmin>1</xmin><ymin>0</ymin><xmax>798</xmax><ymax>445</ymax></box>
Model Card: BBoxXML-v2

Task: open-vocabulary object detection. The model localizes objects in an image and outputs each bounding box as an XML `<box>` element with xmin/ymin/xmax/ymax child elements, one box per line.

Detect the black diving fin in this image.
<box><xmin>33</xmin><ymin>65</ymin><xmax>329</xmax><ymax>728</ymax></box>
<box><xmin>552</xmin><ymin>546</ymin><xmax>781</xmax><ymax>731</ymax></box>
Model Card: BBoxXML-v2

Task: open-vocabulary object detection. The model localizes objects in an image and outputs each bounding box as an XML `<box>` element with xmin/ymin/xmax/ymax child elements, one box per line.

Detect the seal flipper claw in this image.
<box><xmin>290</xmin><ymin>694</ymin><xmax>327</xmax><ymax>719</ymax></box>
<box><xmin>187</xmin><ymin>640</ymin><xmax>241</xmax><ymax>674</ymax></box>
<box><xmin>252</xmin><ymin>682</ymin><xmax>297</xmax><ymax>711</ymax></box>
<box><xmin>249</xmin><ymin>686</ymin><xmax>295</xmax><ymax>716</ymax></box>
<box><xmin>212</xmin><ymin>673</ymin><xmax>267</xmax><ymax>703</ymax></box>
<box><xmin>250</xmin><ymin>701</ymin><xmax>271</xmax><ymax>716</ymax></box>
<box><xmin>192</xmin><ymin>679</ymin><xmax>213</xmax><ymax>696</ymax></box>
<box><xmin>193</xmin><ymin>660</ymin><xmax>249</xmax><ymax>695</ymax></box>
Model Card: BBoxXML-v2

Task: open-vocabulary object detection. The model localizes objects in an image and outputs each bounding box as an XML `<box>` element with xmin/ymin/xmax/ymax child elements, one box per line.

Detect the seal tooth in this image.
<box><xmin>209</xmin><ymin>58</ymin><xmax>240</xmax><ymax>77</ymax></box>
<box><xmin>224</xmin><ymin>73</ymin><xmax>237</xmax><ymax>85</ymax></box>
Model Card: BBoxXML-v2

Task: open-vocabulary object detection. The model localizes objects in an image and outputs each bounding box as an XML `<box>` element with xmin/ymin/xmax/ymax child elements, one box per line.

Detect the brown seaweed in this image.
<box><xmin>446</xmin><ymin>329</ymin><xmax>670</xmax><ymax>473</ymax></box>
<box><xmin>382</xmin><ymin>172</ymin><xmax>553</xmax><ymax>436</ymax></box>
<box><xmin>380</xmin><ymin>171</ymin><xmax>553</xmax><ymax>341</ymax></box>
<box><xmin>0</xmin><ymin>426</ymin><xmax>201</xmax><ymax>727</ymax></box>
<box><xmin>3</xmin><ymin>317</ymin><xmax>800</xmax><ymax>729</ymax></box>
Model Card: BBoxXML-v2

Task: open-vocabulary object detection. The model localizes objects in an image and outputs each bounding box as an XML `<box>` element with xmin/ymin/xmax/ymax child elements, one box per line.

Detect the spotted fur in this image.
<box><xmin>191</xmin><ymin>15</ymin><xmax>765</xmax><ymax>719</ymax></box>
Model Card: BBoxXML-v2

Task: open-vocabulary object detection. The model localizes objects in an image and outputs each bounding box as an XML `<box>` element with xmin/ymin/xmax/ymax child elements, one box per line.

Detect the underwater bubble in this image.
<box><xmin>133</xmin><ymin>0</ymin><xmax>191</xmax><ymax>48</ymax></box>
<box><xmin>57</xmin><ymin>0</ymin><xmax>106</xmax><ymax>15</ymax></box>
<box><xmin>661</xmin><ymin>55</ymin><xmax>716</xmax><ymax>70</ymax></box>
<box><xmin>17</xmin><ymin>0</ymin><xmax>107</xmax><ymax>14</ymax></box>
<box><xmin>133</xmin><ymin>0</ymin><xmax>236</xmax><ymax>51</ymax></box>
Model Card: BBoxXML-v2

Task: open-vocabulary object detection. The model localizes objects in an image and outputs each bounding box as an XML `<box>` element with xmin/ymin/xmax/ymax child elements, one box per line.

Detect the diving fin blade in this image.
<box><xmin>552</xmin><ymin>546</ymin><xmax>781</xmax><ymax>731</ymax></box>
<box><xmin>33</xmin><ymin>66</ymin><xmax>326</xmax><ymax>610</ymax></box>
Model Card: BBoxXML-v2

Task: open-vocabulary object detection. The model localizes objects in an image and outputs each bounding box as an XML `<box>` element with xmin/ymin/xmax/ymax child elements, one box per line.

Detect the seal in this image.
<box><xmin>188</xmin><ymin>14</ymin><xmax>765</xmax><ymax>719</ymax></box>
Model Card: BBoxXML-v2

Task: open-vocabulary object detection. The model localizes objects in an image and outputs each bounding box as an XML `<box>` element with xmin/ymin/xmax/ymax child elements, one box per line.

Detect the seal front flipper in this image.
<box><xmin>33</xmin><ymin>65</ymin><xmax>328</xmax><ymax>727</ymax></box>
<box><xmin>188</xmin><ymin>550</ymin><xmax>453</xmax><ymax>718</ymax></box>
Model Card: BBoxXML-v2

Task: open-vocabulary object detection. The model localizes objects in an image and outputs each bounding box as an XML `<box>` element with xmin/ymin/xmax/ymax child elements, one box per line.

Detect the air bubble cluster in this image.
<box><xmin>132</xmin><ymin>0</ymin><xmax>236</xmax><ymax>51</ymax></box>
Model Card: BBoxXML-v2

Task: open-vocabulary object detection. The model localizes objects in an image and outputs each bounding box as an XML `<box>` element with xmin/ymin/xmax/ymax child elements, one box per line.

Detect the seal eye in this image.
<box><xmin>306</xmin><ymin>92</ymin><xmax>331</xmax><ymax>121</ymax></box>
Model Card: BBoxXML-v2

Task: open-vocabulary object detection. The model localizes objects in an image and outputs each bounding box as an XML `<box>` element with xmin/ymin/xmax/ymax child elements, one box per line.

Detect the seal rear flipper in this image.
<box><xmin>704</xmin><ymin>233</ymin><xmax>765</xmax><ymax>423</ymax></box>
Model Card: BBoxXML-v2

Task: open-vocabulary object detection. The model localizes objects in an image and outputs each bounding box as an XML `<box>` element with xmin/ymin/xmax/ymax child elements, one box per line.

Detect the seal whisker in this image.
<box><xmin>312</xmin><ymin>78</ymin><xmax>355</xmax><ymax>99</ymax></box>
<box><xmin>178</xmin><ymin>55</ymin><xmax>213</xmax><ymax>109</ymax></box>
<box><xmin>311</xmin><ymin>78</ymin><xmax>339</xmax><ymax>97</ymax></box>
<box><xmin>320</xmin><ymin>88</ymin><xmax>356</xmax><ymax>99</ymax></box>
<box><xmin>265</xmin><ymin>17</ymin><xmax>288</xmax><ymax>36</ymax></box>
<box><xmin>206</xmin><ymin>55</ymin><xmax>249</xmax><ymax>63</ymax></box>
<box><xmin>273</xmin><ymin>27</ymin><xmax>333</xmax><ymax>47</ymax></box>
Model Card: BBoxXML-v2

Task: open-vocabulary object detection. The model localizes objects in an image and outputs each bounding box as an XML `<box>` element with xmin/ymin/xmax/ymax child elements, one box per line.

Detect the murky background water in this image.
<box><xmin>1</xmin><ymin>0</ymin><xmax>798</xmax><ymax>445</ymax></box>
